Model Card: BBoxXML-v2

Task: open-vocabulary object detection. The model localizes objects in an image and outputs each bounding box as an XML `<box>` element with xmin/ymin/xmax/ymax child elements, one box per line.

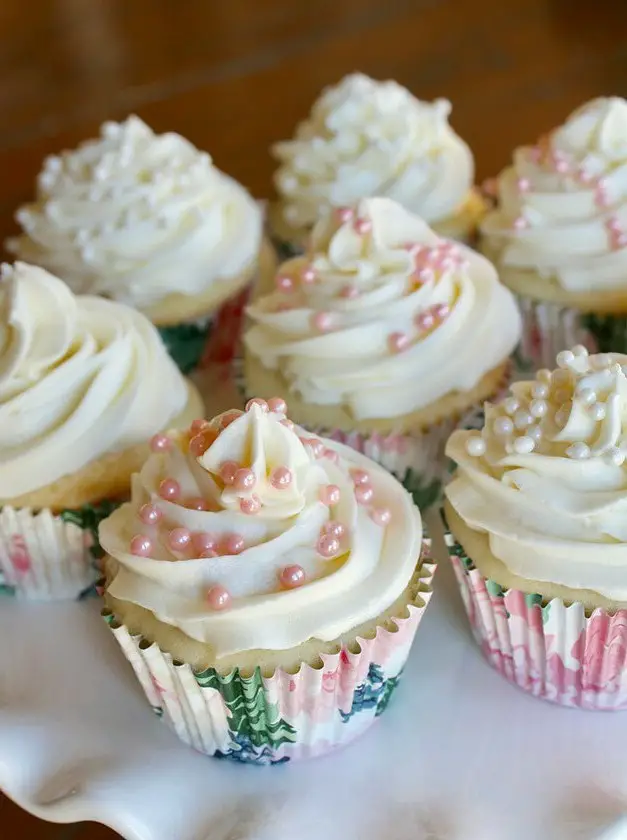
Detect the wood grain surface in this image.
<box><xmin>2</xmin><ymin>0</ymin><xmax>627</xmax><ymax>835</ymax></box>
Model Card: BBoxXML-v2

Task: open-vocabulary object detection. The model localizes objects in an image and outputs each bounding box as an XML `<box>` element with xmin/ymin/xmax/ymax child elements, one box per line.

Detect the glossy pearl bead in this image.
<box><xmin>186</xmin><ymin>496</ymin><xmax>210</xmax><ymax>511</ymax></box>
<box><xmin>219</xmin><ymin>461</ymin><xmax>239</xmax><ymax>485</ymax></box>
<box><xmin>355</xmin><ymin>484</ymin><xmax>374</xmax><ymax>505</ymax></box>
<box><xmin>513</xmin><ymin>216</ymin><xmax>528</xmax><ymax>230</ymax></box>
<box><xmin>566</xmin><ymin>442</ymin><xmax>590</xmax><ymax>460</ymax></box>
<box><xmin>219</xmin><ymin>410</ymin><xmax>242</xmax><ymax>430</ymax></box>
<box><xmin>189</xmin><ymin>432</ymin><xmax>210</xmax><ymax>456</ymax></box>
<box><xmin>514</xmin><ymin>410</ymin><xmax>533</xmax><ymax>429</ymax></box>
<box><xmin>303</xmin><ymin>438</ymin><xmax>325</xmax><ymax>457</ymax></box>
<box><xmin>531</xmin><ymin>382</ymin><xmax>549</xmax><ymax>399</ymax></box>
<box><xmin>516</xmin><ymin>177</ymin><xmax>530</xmax><ymax>192</ymax></box>
<box><xmin>240</xmin><ymin>495</ymin><xmax>261</xmax><ymax>515</ymax></box>
<box><xmin>158</xmin><ymin>478</ymin><xmax>181</xmax><ymax>501</ymax></box>
<box><xmin>190</xmin><ymin>418</ymin><xmax>210</xmax><ymax>434</ymax></box>
<box><xmin>513</xmin><ymin>436</ymin><xmax>535</xmax><ymax>454</ymax></box>
<box><xmin>351</xmin><ymin>469</ymin><xmax>370</xmax><ymax>486</ymax></box>
<box><xmin>206</xmin><ymin>585</ymin><xmax>232</xmax><ymax>611</ymax></box>
<box><xmin>578</xmin><ymin>388</ymin><xmax>597</xmax><ymax>406</ymax></box>
<box><xmin>465</xmin><ymin>436</ymin><xmax>486</xmax><ymax>457</ymax></box>
<box><xmin>340</xmin><ymin>284</ymin><xmax>359</xmax><ymax>299</ymax></box>
<box><xmin>556</xmin><ymin>350</ymin><xmax>575</xmax><ymax>368</ymax></box>
<box><xmin>192</xmin><ymin>532</ymin><xmax>217</xmax><ymax>553</ymax></box>
<box><xmin>270</xmin><ymin>466</ymin><xmax>293</xmax><ymax>489</ymax></box>
<box><xmin>323</xmin><ymin>447</ymin><xmax>339</xmax><ymax>464</ymax></box>
<box><xmin>590</xmin><ymin>402</ymin><xmax>606</xmax><ymax>421</ymax></box>
<box><xmin>267</xmin><ymin>397</ymin><xmax>287</xmax><ymax>414</ymax></box>
<box><xmin>311</xmin><ymin>311</ymin><xmax>333</xmax><ymax>332</ymax></box>
<box><xmin>234</xmin><ymin>468</ymin><xmax>256</xmax><ymax>491</ymax></box>
<box><xmin>245</xmin><ymin>398</ymin><xmax>269</xmax><ymax>413</ymax></box>
<box><xmin>370</xmin><ymin>507</ymin><xmax>391</xmax><ymax>526</ymax></box>
<box><xmin>301</xmin><ymin>266</ymin><xmax>317</xmax><ymax>284</ymax></box>
<box><xmin>433</xmin><ymin>302</ymin><xmax>450</xmax><ymax>320</ymax></box>
<box><xmin>415</xmin><ymin>311</ymin><xmax>435</xmax><ymax>330</ymax></box>
<box><xmin>529</xmin><ymin>399</ymin><xmax>548</xmax><ymax>418</ymax></box>
<box><xmin>503</xmin><ymin>397</ymin><xmax>520</xmax><ymax>415</ymax></box>
<box><xmin>527</xmin><ymin>425</ymin><xmax>543</xmax><ymax>443</ymax></box>
<box><xmin>606</xmin><ymin>446</ymin><xmax>625</xmax><ymax>467</ymax></box>
<box><xmin>319</xmin><ymin>484</ymin><xmax>341</xmax><ymax>505</ymax></box>
<box><xmin>323</xmin><ymin>520</ymin><xmax>345</xmax><ymax>539</ymax></box>
<box><xmin>130</xmin><ymin>535</ymin><xmax>153</xmax><ymax>556</ymax></box>
<box><xmin>223</xmin><ymin>534</ymin><xmax>245</xmax><ymax>555</ymax></box>
<box><xmin>336</xmin><ymin>206</ymin><xmax>354</xmax><ymax>223</ymax></box>
<box><xmin>317</xmin><ymin>534</ymin><xmax>340</xmax><ymax>558</ymax></box>
<box><xmin>388</xmin><ymin>332</ymin><xmax>410</xmax><ymax>353</ymax></box>
<box><xmin>354</xmin><ymin>217</ymin><xmax>372</xmax><ymax>235</ymax></box>
<box><xmin>572</xmin><ymin>345</ymin><xmax>589</xmax><ymax>358</ymax></box>
<box><xmin>280</xmin><ymin>565</ymin><xmax>306</xmax><ymax>589</ymax></box>
<box><xmin>168</xmin><ymin>528</ymin><xmax>191</xmax><ymax>551</ymax></box>
<box><xmin>150</xmin><ymin>433</ymin><xmax>171</xmax><ymax>453</ymax></box>
<box><xmin>493</xmin><ymin>417</ymin><xmax>514</xmax><ymax>436</ymax></box>
<box><xmin>139</xmin><ymin>503</ymin><xmax>161</xmax><ymax>525</ymax></box>
<box><xmin>276</xmin><ymin>275</ymin><xmax>294</xmax><ymax>293</ymax></box>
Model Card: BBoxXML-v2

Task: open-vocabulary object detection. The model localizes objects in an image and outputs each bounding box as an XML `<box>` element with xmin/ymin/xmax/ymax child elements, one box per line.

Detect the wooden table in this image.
<box><xmin>2</xmin><ymin>0</ymin><xmax>627</xmax><ymax>835</ymax></box>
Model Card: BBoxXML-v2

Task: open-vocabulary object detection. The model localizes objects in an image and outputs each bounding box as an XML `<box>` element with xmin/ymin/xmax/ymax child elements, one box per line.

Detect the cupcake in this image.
<box><xmin>99</xmin><ymin>400</ymin><xmax>434</xmax><ymax>763</ymax></box>
<box><xmin>6</xmin><ymin>115</ymin><xmax>275</xmax><ymax>374</ymax></box>
<box><xmin>481</xmin><ymin>97</ymin><xmax>627</xmax><ymax>370</ymax></box>
<box><xmin>268</xmin><ymin>73</ymin><xmax>486</xmax><ymax>259</ymax></box>
<box><xmin>0</xmin><ymin>261</ymin><xmax>203</xmax><ymax>601</ymax></box>
<box><xmin>243</xmin><ymin>197</ymin><xmax>521</xmax><ymax>509</ymax></box>
<box><xmin>445</xmin><ymin>345</ymin><xmax>627</xmax><ymax>709</ymax></box>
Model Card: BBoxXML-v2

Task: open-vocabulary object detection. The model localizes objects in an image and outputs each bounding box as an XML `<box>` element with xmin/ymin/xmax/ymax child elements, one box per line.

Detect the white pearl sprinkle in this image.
<box><xmin>493</xmin><ymin>417</ymin><xmax>514</xmax><ymax>436</ymax></box>
<box><xmin>566</xmin><ymin>442</ymin><xmax>590</xmax><ymax>460</ymax></box>
<box><xmin>503</xmin><ymin>397</ymin><xmax>520</xmax><ymax>415</ymax></box>
<box><xmin>537</xmin><ymin>369</ymin><xmax>552</xmax><ymax>383</ymax></box>
<box><xmin>466</xmin><ymin>436</ymin><xmax>487</xmax><ymax>457</ymax></box>
<box><xmin>527</xmin><ymin>425</ymin><xmax>543</xmax><ymax>443</ymax></box>
<box><xmin>556</xmin><ymin>350</ymin><xmax>575</xmax><ymax>368</ymax></box>
<box><xmin>513</xmin><ymin>435</ymin><xmax>535</xmax><ymax>454</ymax></box>
<box><xmin>15</xmin><ymin>208</ymin><xmax>32</xmax><ymax>227</ymax></box>
<box><xmin>572</xmin><ymin>345</ymin><xmax>589</xmax><ymax>357</ymax></box>
<box><xmin>530</xmin><ymin>399</ymin><xmax>548</xmax><ymax>418</ymax></box>
<box><xmin>531</xmin><ymin>382</ymin><xmax>549</xmax><ymax>399</ymax></box>
<box><xmin>44</xmin><ymin>154</ymin><xmax>61</xmax><ymax>172</ymax></box>
<box><xmin>590</xmin><ymin>402</ymin><xmax>606</xmax><ymax>421</ymax></box>
<box><xmin>578</xmin><ymin>388</ymin><xmax>597</xmax><ymax>405</ymax></box>
<box><xmin>514</xmin><ymin>410</ymin><xmax>533</xmax><ymax>429</ymax></box>
<box><xmin>605</xmin><ymin>446</ymin><xmax>626</xmax><ymax>467</ymax></box>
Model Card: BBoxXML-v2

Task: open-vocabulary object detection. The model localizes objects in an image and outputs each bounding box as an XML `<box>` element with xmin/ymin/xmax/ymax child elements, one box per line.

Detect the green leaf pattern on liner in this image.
<box><xmin>158</xmin><ymin>320</ymin><xmax>213</xmax><ymax>375</ymax></box>
<box><xmin>340</xmin><ymin>663</ymin><xmax>403</xmax><ymax>723</ymax></box>
<box><xmin>59</xmin><ymin>499</ymin><xmax>120</xmax><ymax>561</ymax></box>
<box><xmin>271</xmin><ymin>236</ymin><xmax>304</xmax><ymax>262</ymax></box>
<box><xmin>401</xmin><ymin>467</ymin><xmax>442</xmax><ymax>511</ymax></box>
<box><xmin>582</xmin><ymin>312</ymin><xmax>627</xmax><ymax>355</ymax></box>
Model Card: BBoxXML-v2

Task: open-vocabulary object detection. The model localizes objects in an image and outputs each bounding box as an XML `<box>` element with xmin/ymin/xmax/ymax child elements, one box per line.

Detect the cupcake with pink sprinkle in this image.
<box><xmin>243</xmin><ymin>196</ymin><xmax>521</xmax><ymax>508</ymax></box>
<box><xmin>99</xmin><ymin>399</ymin><xmax>434</xmax><ymax>763</ymax></box>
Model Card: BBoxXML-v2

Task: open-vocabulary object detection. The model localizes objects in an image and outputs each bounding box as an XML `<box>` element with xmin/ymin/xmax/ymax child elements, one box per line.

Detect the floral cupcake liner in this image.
<box><xmin>158</xmin><ymin>318</ymin><xmax>216</xmax><ymax>376</ymax></box>
<box><xmin>0</xmin><ymin>501</ymin><xmax>118</xmax><ymax>601</ymax></box>
<box><xmin>102</xmin><ymin>542</ymin><xmax>435</xmax><ymax>764</ymax></box>
<box><xmin>444</xmin><ymin>528</ymin><xmax>627</xmax><ymax>710</ymax></box>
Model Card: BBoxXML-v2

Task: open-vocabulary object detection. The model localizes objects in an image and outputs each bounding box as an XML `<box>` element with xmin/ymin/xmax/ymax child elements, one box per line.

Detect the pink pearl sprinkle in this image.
<box><xmin>190</xmin><ymin>418</ymin><xmax>209</xmax><ymax>434</ymax></box>
<box><xmin>130</xmin><ymin>535</ymin><xmax>153</xmax><ymax>556</ymax></box>
<box><xmin>270</xmin><ymin>466</ymin><xmax>293</xmax><ymax>489</ymax></box>
<box><xmin>340</xmin><ymin>284</ymin><xmax>359</xmax><ymax>299</ymax></box>
<box><xmin>433</xmin><ymin>302</ymin><xmax>450</xmax><ymax>320</ymax></box>
<box><xmin>186</xmin><ymin>496</ymin><xmax>210</xmax><ymax>511</ymax></box>
<box><xmin>555</xmin><ymin>159</ymin><xmax>569</xmax><ymax>174</ymax></box>
<box><xmin>351</xmin><ymin>469</ymin><xmax>370</xmax><ymax>486</ymax></box>
<box><xmin>578</xmin><ymin>167</ymin><xmax>593</xmax><ymax>184</ymax></box>
<box><xmin>336</xmin><ymin>206</ymin><xmax>354</xmax><ymax>223</ymax></box>
<box><xmin>388</xmin><ymin>332</ymin><xmax>410</xmax><ymax>354</ymax></box>
<box><xmin>415</xmin><ymin>311</ymin><xmax>435</xmax><ymax>331</ymax></box>
<box><xmin>355</xmin><ymin>484</ymin><xmax>374</xmax><ymax>505</ymax></box>
<box><xmin>168</xmin><ymin>528</ymin><xmax>191</xmax><ymax>551</ymax></box>
<box><xmin>192</xmin><ymin>531</ymin><xmax>217</xmax><ymax>553</ymax></box>
<box><xmin>319</xmin><ymin>484</ymin><xmax>341</xmax><ymax>505</ymax></box>
<box><xmin>322</xmin><ymin>447</ymin><xmax>339</xmax><ymax>463</ymax></box>
<box><xmin>139</xmin><ymin>503</ymin><xmax>161</xmax><ymax>525</ymax></box>
<box><xmin>268</xmin><ymin>396</ymin><xmax>287</xmax><ymax>413</ymax></box>
<box><xmin>370</xmin><ymin>507</ymin><xmax>392</xmax><ymax>526</ymax></box>
<box><xmin>240</xmin><ymin>495</ymin><xmax>261</xmax><ymax>515</ymax></box>
<box><xmin>280</xmin><ymin>564</ymin><xmax>306</xmax><ymax>589</ymax></box>
<box><xmin>418</xmin><ymin>267</ymin><xmax>434</xmax><ymax>283</ymax></box>
<box><xmin>219</xmin><ymin>410</ymin><xmax>242</xmax><ymax>430</ymax></box>
<box><xmin>614</xmin><ymin>232</ymin><xmax>627</xmax><ymax>249</ymax></box>
<box><xmin>516</xmin><ymin>177</ymin><xmax>530</xmax><ymax>193</ymax></box>
<box><xmin>301</xmin><ymin>266</ymin><xmax>317</xmax><ymax>284</ymax></box>
<box><xmin>189</xmin><ymin>433</ymin><xmax>210</xmax><ymax>457</ymax></box>
<box><xmin>323</xmin><ymin>520</ymin><xmax>345</xmax><ymax>539</ymax></box>
<box><xmin>150</xmin><ymin>433</ymin><xmax>171</xmax><ymax>453</ymax></box>
<box><xmin>317</xmin><ymin>534</ymin><xmax>340</xmax><ymax>559</ymax></box>
<box><xmin>246</xmin><ymin>398</ymin><xmax>269</xmax><ymax>413</ymax></box>
<box><xmin>276</xmin><ymin>274</ymin><xmax>294</xmax><ymax>293</ymax></box>
<box><xmin>219</xmin><ymin>461</ymin><xmax>239</xmax><ymax>485</ymax></box>
<box><xmin>234</xmin><ymin>467</ymin><xmax>256</xmax><ymax>491</ymax></box>
<box><xmin>607</xmin><ymin>216</ymin><xmax>622</xmax><ymax>233</ymax></box>
<box><xmin>206</xmin><ymin>585</ymin><xmax>232</xmax><ymax>611</ymax></box>
<box><xmin>302</xmin><ymin>437</ymin><xmax>324</xmax><ymax>457</ymax></box>
<box><xmin>354</xmin><ymin>217</ymin><xmax>372</xmax><ymax>235</ymax></box>
<box><xmin>311</xmin><ymin>311</ymin><xmax>333</xmax><ymax>332</ymax></box>
<box><xmin>223</xmin><ymin>533</ymin><xmax>245</xmax><ymax>555</ymax></box>
<box><xmin>200</xmin><ymin>548</ymin><xmax>218</xmax><ymax>559</ymax></box>
<box><xmin>158</xmin><ymin>478</ymin><xmax>181</xmax><ymax>501</ymax></box>
<box><xmin>513</xmin><ymin>216</ymin><xmax>528</xmax><ymax>230</ymax></box>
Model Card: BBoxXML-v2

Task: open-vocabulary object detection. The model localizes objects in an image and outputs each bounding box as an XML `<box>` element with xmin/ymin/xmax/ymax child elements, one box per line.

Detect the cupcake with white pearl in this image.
<box><xmin>481</xmin><ymin>97</ymin><xmax>627</xmax><ymax>368</ymax></box>
<box><xmin>244</xmin><ymin>196</ymin><xmax>521</xmax><ymax>509</ymax></box>
<box><xmin>99</xmin><ymin>399</ymin><xmax>434</xmax><ymax>763</ymax></box>
<box><xmin>445</xmin><ymin>345</ymin><xmax>627</xmax><ymax>709</ymax></box>
<box><xmin>6</xmin><ymin>115</ymin><xmax>275</xmax><ymax>373</ymax></box>
<box><xmin>268</xmin><ymin>73</ymin><xmax>487</xmax><ymax>259</ymax></box>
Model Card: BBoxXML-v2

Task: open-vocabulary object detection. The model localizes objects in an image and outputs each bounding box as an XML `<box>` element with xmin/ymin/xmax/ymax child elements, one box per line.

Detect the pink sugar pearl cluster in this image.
<box><xmin>350</xmin><ymin>468</ymin><xmax>391</xmax><ymax>526</ymax></box>
<box><xmin>299</xmin><ymin>434</ymin><xmax>339</xmax><ymax>463</ymax></box>
<box><xmin>406</xmin><ymin>239</ymin><xmax>468</xmax><ymax>285</ymax></box>
<box><xmin>130</xmin><ymin>527</ymin><xmax>245</xmax><ymax>561</ymax></box>
<box><xmin>388</xmin><ymin>302</ymin><xmax>450</xmax><ymax>354</ymax></box>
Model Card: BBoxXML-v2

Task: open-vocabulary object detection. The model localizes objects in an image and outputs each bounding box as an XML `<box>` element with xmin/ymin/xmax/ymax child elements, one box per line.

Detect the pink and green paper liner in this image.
<box><xmin>102</xmin><ymin>542</ymin><xmax>435</xmax><ymax>764</ymax></box>
<box><xmin>444</xmin><ymin>528</ymin><xmax>627</xmax><ymax>710</ymax></box>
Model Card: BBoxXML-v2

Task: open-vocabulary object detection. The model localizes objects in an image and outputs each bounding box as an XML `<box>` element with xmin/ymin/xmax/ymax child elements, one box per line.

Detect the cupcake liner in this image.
<box><xmin>199</xmin><ymin>286</ymin><xmax>252</xmax><ymax>370</ymax></box>
<box><xmin>582</xmin><ymin>312</ymin><xmax>627</xmax><ymax>356</ymax></box>
<box><xmin>158</xmin><ymin>318</ymin><xmax>216</xmax><ymax>376</ymax></box>
<box><xmin>514</xmin><ymin>293</ymin><xmax>599</xmax><ymax>371</ymax></box>
<box><xmin>102</xmin><ymin>543</ymin><xmax>435</xmax><ymax>764</ymax></box>
<box><xmin>444</xmin><ymin>529</ymin><xmax>627</xmax><ymax>710</ymax></box>
<box><xmin>0</xmin><ymin>501</ymin><xmax>118</xmax><ymax>601</ymax></box>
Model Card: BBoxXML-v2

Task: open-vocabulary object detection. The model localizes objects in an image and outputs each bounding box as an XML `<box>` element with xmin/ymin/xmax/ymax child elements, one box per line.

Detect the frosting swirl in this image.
<box><xmin>0</xmin><ymin>261</ymin><xmax>189</xmax><ymax>499</ymax></box>
<box><xmin>481</xmin><ymin>97</ymin><xmax>627</xmax><ymax>294</ymax></box>
<box><xmin>273</xmin><ymin>73</ymin><xmax>474</xmax><ymax>230</ymax></box>
<box><xmin>446</xmin><ymin>347</ymin><xmax>627</xmax><ymax>600</ymax></box>
<box><xmin>100</xmin><ymin>400</ymin><xmax>422</xmax><ymax>658</ymax></box>
<box><xmin>6</xmin><ymin>116</ymin><xmax>262</xmax><ymax>311</ymax></box>
<box><xmin>245</xmin><ymin>197</ymin><xmax>521</xmax><ymax>420</ymax></box>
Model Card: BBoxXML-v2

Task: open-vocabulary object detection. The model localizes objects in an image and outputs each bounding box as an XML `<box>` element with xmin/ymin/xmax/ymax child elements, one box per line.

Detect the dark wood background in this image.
<box><xmin>2</xmin><ymin>0</ymin><xmax>627</xmax><ymax>835</ymax></box>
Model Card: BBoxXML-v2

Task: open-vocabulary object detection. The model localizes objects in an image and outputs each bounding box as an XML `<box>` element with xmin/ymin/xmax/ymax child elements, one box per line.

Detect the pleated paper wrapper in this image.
<box><xmin>444</xmin><ymin>530</ymin><xmax>627</xmax><ymax>710</ymax></box>
<box><xmin>102</xmin><ymin>544</ymin><xmax>435</xmax><ymax>764</ymax></box>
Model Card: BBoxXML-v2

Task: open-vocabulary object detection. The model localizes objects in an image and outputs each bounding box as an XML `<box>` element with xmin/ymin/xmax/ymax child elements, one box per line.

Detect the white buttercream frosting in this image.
<box><xmin>245</xmin><ymin>197</ymin><xmax>521</xmax><ymax>420</ymax></box>
<box><xmin>446</xmin><ymin>346</ymin><xmax>627</xmax><ymax>600</ymax></box>
<box><xmin>6</xmin><ymin>116</ymin><xmax>263</xmax><ymax>311</ymax></box>
<box><xmin>0</xmin><ymin>261</ymin><xmax>189</xmax><ymax>498</ymax></box>
<box><xmin>100</xmin><ymin>402</ymin><xmax>422</xmax><ymax>658</ymax></box>
<box><xmin>273</xmin><ymin>73</ymin><xmax>474</xmax><ymax>230</ymax></box>
<box><xmin>481</xmin><ymin>97</ymin><xmax>627</xmax><ymax>293</ymax></box>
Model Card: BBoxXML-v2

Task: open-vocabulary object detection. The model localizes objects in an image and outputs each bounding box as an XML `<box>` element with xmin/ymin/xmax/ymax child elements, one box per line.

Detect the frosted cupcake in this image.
<box><xmin>99</xmin><ymin>400</ymin><xmax>434</xmax><ymax>763</ymax></box>
<box><xmin>445</xmin><ymin>346</ymin><xmax>627</xmax><ymax>709</ymax></box>
<box><xmin>243</xmin><ymin>197</ymin><xmax>520</xmax><ymax>508</ymax></box>
<box><xmin>0</xmin><ymin>261</ymin><xmax>203</xmax><ymax>601</ymax></box>
<box><xmin>269</xmin><ymin>73</ymin><xmax>486</xmax><ymax>258</ymax></box>
<box><xmin>6</xmin><ymin>116</ymin><xmax>275</xmax><ymax>373</ymax></box>
<box><xmin>481</xmin><ymin>97</ymin><xmax>627</xmax><ymax>369</ymax></box>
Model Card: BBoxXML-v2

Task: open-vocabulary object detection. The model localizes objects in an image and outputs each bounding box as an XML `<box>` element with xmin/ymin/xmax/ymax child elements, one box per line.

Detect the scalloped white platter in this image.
<box><xmin>3</xmin><ymin>374</ymin><xmax>627</xmax><ymax>840</ymax></box>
